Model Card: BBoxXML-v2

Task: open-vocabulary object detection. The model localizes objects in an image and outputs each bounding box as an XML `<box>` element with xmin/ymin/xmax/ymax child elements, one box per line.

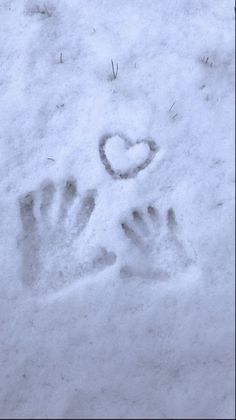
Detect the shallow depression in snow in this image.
<box><xmin>104</xmin><ymin>135</ymin><xmax>151</xmax><ymax>172</ymax></box>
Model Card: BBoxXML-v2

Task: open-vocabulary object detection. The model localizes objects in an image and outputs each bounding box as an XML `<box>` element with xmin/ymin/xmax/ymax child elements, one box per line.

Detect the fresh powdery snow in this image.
<box><xmin>0</xmin><ymin>0</ymin><xmax>234</xmax><ymax>418</ymax></box>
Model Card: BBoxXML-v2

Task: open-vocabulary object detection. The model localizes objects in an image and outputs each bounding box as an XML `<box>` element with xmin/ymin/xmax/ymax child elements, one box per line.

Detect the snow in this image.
<box><xmin>101</xmin><ymin>135</ymin><xmax>151</xmax><ymax>174</ymax></box>
<box><xmin>0</xmin><ymin>0</ymin><xmax>234</xmax><ymax>418</ymax></box>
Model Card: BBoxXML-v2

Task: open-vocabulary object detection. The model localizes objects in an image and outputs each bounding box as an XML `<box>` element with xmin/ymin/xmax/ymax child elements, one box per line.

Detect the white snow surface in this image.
<box><xmin>0</xmin><ymin>0</ymin><xmax>235</xmax><ymax>418</ymax></box>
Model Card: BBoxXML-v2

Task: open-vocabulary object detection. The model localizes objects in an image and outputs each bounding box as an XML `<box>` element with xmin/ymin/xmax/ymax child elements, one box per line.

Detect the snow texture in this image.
<box><xmin>0</xmin><ymin>0</ymin><xmax>234</xmax><ymax>418</ymax></box>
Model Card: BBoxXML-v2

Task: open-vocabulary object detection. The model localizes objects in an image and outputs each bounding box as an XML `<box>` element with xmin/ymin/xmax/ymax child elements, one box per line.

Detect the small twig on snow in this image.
<box><xmin>111</xmin><ymin>59</ymin><xmax>119</xmax><ymax>80</ymax></box>
<box><xmin>168</xmin><ymin>101</ymin><xmax>176</xmax><ymax>112</ymax></box>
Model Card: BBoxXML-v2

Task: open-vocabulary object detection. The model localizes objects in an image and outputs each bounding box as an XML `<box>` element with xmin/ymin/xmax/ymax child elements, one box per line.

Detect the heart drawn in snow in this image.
<box><xmin>99</xmin><ymin>133</ymin><xmax>158</xmax><ymax>180</ymax></box>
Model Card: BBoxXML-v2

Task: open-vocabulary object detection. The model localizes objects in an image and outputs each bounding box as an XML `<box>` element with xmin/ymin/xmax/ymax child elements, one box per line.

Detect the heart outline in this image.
<box><xmin>99</xmin><ymin>133</ymin><xmax>158</xmax><ymax>180</ymax></box>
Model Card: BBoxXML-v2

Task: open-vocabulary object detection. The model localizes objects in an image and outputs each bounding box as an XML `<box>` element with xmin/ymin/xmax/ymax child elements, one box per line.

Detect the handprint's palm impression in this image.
<box><xmin>120</xmin><ymin>205</ymin><xmax>195</xmax><ymax>281</ymax></box>
<box><xmin>19</xmin><ymin>178</ymin><xmax>116</xmax><ymax>295</ymax></box>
